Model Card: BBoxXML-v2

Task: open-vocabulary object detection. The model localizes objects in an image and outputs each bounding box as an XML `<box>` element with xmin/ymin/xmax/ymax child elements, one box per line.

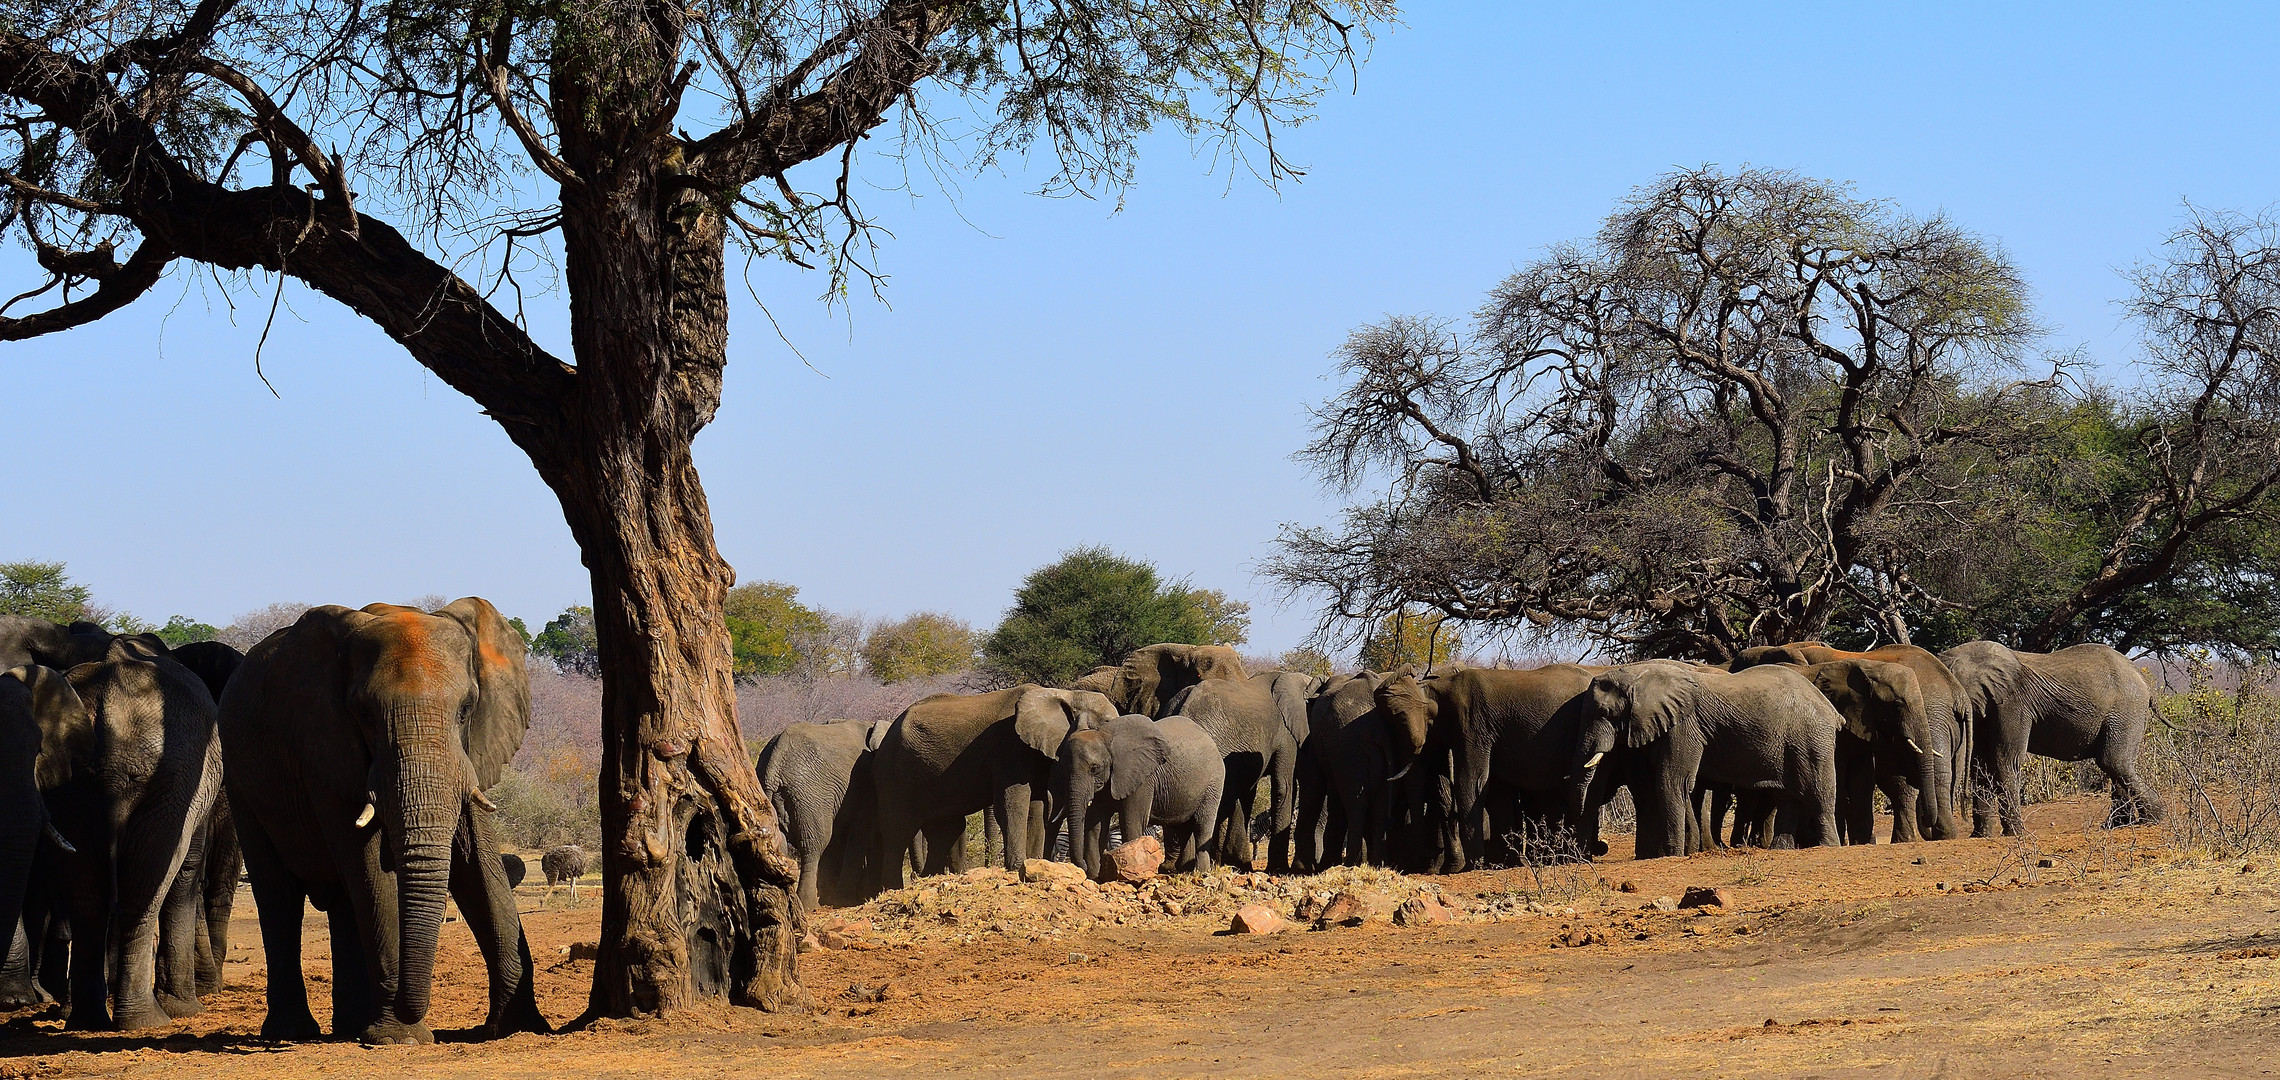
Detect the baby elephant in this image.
<box><xmin>1052</xmin><ymin>715</ymin><xmax>1222</xmax><ymax>878</ymax></box>
<box><xmin>541</xmin><ymin>845</ymin><xmax>590</xmax><ymax>902</ymax></box>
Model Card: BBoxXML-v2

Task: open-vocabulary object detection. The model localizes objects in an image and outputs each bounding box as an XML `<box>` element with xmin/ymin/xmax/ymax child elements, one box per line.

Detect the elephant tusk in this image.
<box><xmin>470</xmin><ymin>788</ymin><xmax>499</xmax><ymax>813</ymax></box>
<box><xmin>1584</xmin><ymin>752</ymin><xmax>1605</xmax><ymax>770</ymax></box>
<box><xmin>354</xmin><ymin>802</ymin><xmax>377</xmax><ymax>828</ymax></box>
<box><xmin>43</xmin><ymin>822</ymin><xmax>75</xmax><ymax>854</ymax></box>
<box><xmin>1386</xmin><ymin>762</ymin><xmax>1413</xmax><ymax>782</ymax></box>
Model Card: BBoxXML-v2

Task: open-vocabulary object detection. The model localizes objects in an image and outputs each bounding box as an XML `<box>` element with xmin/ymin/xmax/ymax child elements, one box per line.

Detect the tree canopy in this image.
<box><xmin>861</xmin><ymin>612</ymin><xmax>978</xmax><ymax>682</ymax></box>
<box><xmin>1270</xmin><ymin>172</ymin><xmax>2280</xmax><ymax>662</ymax></box>
<box><xmin>981</xmin><ymin>545</ymin><xmax>1228</xmax><ymax>686</ymax></box>
<box><xmin>0</xmin><ymin>560</ymin><xmax>94</xmax><ymax>624</ymax></box>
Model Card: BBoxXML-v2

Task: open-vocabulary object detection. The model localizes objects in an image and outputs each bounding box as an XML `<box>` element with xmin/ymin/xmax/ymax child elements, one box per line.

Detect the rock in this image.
<box><xmin>1935</xmin><ymin>881</ymin><xmax>1951</xmax><ymax>891</ymax></box>
<box><xmin>567</xmin><ymin>941</ymin><xmax>600</xmax><ymax>962</ymax></box>
<box><xmin>1677</xmin><ymin>886</ymin><xmax>1730</xmax><ymax>909</ymax></box>
<box><xmin>798</xmin><ymin>932</ymin><xmax>825</xmax><ymax>953</ymax></box>
<box><xmin>1295</xmin><ymin>891</ymin><xmax>1330</xmax><ymax>921</ymax></box>
<box><xmin>1316</xmin><ymin>889</ymin><xmax>1392</xmax><ymax>928</ymax></box>
<box><xmin>2039</xmin><ymin>858</ymin><xmax>2058</xmax><ymax>869</ymax></box>
<box><xmin>1160</xmin><ymin>900</ymin><xmax>1185</xmax><ymax>917</ymax></box>
<box><xmin>1649</xmin><ymin>896</ymin><xmax>1678</xmax><ymax>913</ymax></box>
<box><xmin>962</xmin><ymin>866</ymin><xmax>1014</xmax><ymax>883</ymax></box>
<box><xmin>1022</xmin><ymin>859</ymin><xmax>1088</xmax><ymax>885</ymax></box>
<box><xmin>2245</xmin><ymin>863</ymin><xmax>2261</xmax><ymax>874</ymax></box>
<box><xmin>1394</xmin><ymin>895</ymin><xmax>1457</xmax><ymax>927</ymax></box>
<box><xmin>1618</xmin><ymin>880</ymin><xmax>1640</xmax><ymax>894</ymax></box>
<box><xmin>817</xmin><ymin>929</ymin><xmax>855</xmax><ymax>950</ymax></box>
<box><xmin>1230</xmin><ymin>905</ymin><xmax>1284</xmax><ymax>934</ymax></box>
<box><xmin>1105</xmin><ymin>835</ymin><xmax>1166</xmax><ymax>884</ymax></box>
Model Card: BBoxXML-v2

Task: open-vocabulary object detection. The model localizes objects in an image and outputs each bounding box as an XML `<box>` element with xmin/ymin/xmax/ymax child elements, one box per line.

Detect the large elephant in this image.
<box><xmin>163</xmin><ymin>640</ymin><xmax>246</xmax><ymax>997</ymax></box>
<box><xmin>757</xmin><ymin>718</ymin><xmax>884</xmax><ymax>911</ymax></box>
<box><xmin>1370</xmin><ymin>664</ymin><xmax>1605</xmax><ymax>869</ymax></box>
<box><xmin>1162</xmin><ymin>669</ymin><xmax>1315</xmax><ymax>871</ymax></box>
<box><xmin>0</xmin><ymin>664</ymin><xmax>91</xmax><ymax>1010</ymax></box>
<box><xmin>1103</xmin><ymin>644</ymin><xmax>1248</xmax><ymax>718</ymax></box>
<box><xmin>219</xmin><ymin>599</ymin><xmax>545</xmax><ymax>1044</ymax></box>
<box><xmin>1573</xmin><ymin>662</ymin><xmax>1841</xmax><ymax>860</ymax></box>
<box><xmin>1938</xmin><ymin>641</ymin><xmax>2162</xmax><ymax>835</ymax></box>
<box><xmin>2</xmin><ymin>638</ymin><xmax>224</xmax><ymax>1029</ymax></box>
<box><xmin>1296</xmin><ymin>671</ymin><xmax>1399</xmax><ymax>868</ymax></box>
<box><xmin>1733</xmin><ymin>642</ymin><xmax>1967</xmax><ymax>840</ymax></box>
<box><xmin>1052</xmin><ymin>715</ymin><xmax>1222</xmax><ymax>878</ymax></box>
<box><xmin>872</xmin><ymin>685</ymin><xmax>1117</xmax><ymax>889</ymax></box>
<box><xmin>1794</xmin><ymin>660</ymin><xmax>1945</xmax><ymax>844</ymax></box>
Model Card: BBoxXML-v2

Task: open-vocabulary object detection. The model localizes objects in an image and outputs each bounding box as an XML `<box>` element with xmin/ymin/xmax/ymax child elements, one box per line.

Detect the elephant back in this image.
<box><xmin>1938</xmin><ymin>641</ymin><xmax>2022</xmax><ymax>726</ymax></box>
<box><xmin>1116</xmin><ymin>644</ymin><xmax>1248</xmax><ymax>718</ymax></box>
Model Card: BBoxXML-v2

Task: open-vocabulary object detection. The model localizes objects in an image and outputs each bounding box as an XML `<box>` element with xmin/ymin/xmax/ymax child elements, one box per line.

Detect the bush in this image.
<box><xmin>862</xmin><ymin>613</ymin><xmax>978</xmax><ymax>682</ymax></box>
<box><xmin>980</xmin><ymin>546</ymin><xmax>1220</xmax><ymax>686</ymax></box>
<box><xmin>2142</xmin><ymin>655</ymin><xmax>2280</xmax><ymax>857</ymax></box>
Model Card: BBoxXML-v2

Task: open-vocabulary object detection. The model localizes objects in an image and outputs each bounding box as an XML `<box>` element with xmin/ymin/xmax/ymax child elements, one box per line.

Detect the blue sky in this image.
<box><xmin>4</xmin><ymin>4</ymin><xmax>2277</xmax><ymax>654</ymax></box>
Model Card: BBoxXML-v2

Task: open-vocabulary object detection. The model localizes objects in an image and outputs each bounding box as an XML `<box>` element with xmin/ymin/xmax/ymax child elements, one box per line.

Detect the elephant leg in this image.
<box><xmin>325</xmin><ymin>898</ymin><xmax>377</xmax><ymax>1038</ymax></box>
<box><xmin>1637</xmin><ymin>773</ymin><xmax>1690</xmax><ymax>861</ymax></box>
<box><xmin>981</xmin><ymin>810</ymin><xmax>1002</xmax><ymax>869</ymax></box>
<box><xmin>448</xmin><ymin>803</ymin><xmax>548</xmax><ymax>1038</ymax></box>
<box><xmin>2098</xmin><ymin>738</ymin><xmax>2162</xmax><ymax>828</ymax></box>
<box><xmin>1190</xmin><ymin>803</ymin><xmax>1217</xmax><ymax>875</ymax></box>
<box><xmin>917</xmin><ymin>817</ymin><xmax>963</xmax><ymax>878</ymax></box>
<box><xmin>1832</xmin><ymin>738</ymin><xmax>1874</xmax><ymax>845</ymax></box>
<box><xmin>1265</xmin><ymin>747</ymin><xmax>1297</xmax><ymax>874</ymax></box>
<box><xmin>1879</xmin><ymin>770</ymin><xmax>1923</xmax><ymax>844</ymax></box>
<box><xmin>238</xmin><ymin>817</ymin><xmax>319</xmax><ymax>1041</ymax></box>
<box><xmin>153</xmin><ymin>825</ymin><xmax>206</xmax><ymax>1016</ymax></box>
<box><xmin>197</xmin><ymin>805</ymin><xmax>241</xmax><ymax>996</ymax></box>
<box><xmin>993</xmin><ymin>783</ymin><xmax>1033</xmax><ymax>874</ymax></box>
<box><xmin>1988</xmin><ymin>752</ymin><xmax>2026</xmax><ymax>837</ymax></box>
<box><xmin>1027</xmin><ymin>799</ymin><xmax>1048</xmax><ymax>863</ymax></box>
<box><xmin>107</xmin><ymin>815</ymin><xmax>193</xmax><ymax>1029</ymax></box>
<box><xmin>1294</xmin><ymin>761</ymin><xmax>1326</xmax><ymax>873</ymax></box>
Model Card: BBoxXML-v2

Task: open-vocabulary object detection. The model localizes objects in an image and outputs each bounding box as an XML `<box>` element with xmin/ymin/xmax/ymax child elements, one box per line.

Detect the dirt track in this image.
<box><xmin>7</xmin><ymin>797</ymin><xmax>2280</xmax><ymax>1078</ymax></box>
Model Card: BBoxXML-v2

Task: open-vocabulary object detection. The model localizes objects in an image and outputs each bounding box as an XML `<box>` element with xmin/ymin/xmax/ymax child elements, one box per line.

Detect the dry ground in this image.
<box><xmin>6</xmin><ymin>797</ymin><xmax>2280</xmax><ymax>1078</ymax></box>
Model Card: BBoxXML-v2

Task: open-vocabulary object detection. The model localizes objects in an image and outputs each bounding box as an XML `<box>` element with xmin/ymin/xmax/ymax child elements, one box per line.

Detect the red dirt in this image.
<box><xmin>6</xmin><ymin>797</ymin><xmax>2280</xmax><ymax>1078</ymax></box>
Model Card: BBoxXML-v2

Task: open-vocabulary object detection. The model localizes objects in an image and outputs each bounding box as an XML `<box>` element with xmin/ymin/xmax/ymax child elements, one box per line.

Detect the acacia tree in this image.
<box><xmin>1268</xmin><ymin>168</ymin><xmax>2046</xmax><ymax>661</ymax></box>
<box><xmin>0</xmin><ymin>0</ymin><xmax>1389</xmax><ymax>1018</ymax></box>
<box><xmin>2011</xmin><ymin>209</ymin><xmax>2280</xmax><ymax>651</ymax></box>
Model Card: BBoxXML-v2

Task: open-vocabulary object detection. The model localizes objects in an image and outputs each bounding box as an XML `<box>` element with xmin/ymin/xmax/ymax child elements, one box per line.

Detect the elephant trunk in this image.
<box><xmin>385</xmin><ymin>704</ymin><xmax>462</xmax><ymax>1028</ymax></box>
<box><xmin>1062</xmin><ymin>772</ymin><xmax>1098</xmax><ymax>876</ymax></box>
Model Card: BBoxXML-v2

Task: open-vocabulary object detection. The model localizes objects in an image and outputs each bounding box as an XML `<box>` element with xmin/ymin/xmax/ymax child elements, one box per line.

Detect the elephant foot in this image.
<box><xmin>0</xmin><ymin>979</ymin><xmax>48</xmax><ymax>1008</ymax></box>
<box><xmin>259</xmin><ymin>1009</ymin><xmax>323</xmax><ymax>1042</ymax></box>
<box><xmin>359</xmin><ymin>1019</ymin><xmax>436</xmax><ymax>1045</ymax></box>
<box><xmin>196</xmin><ymin>977</ymin><xmax>224</xmax><ymax>996</ymax></box>
<box><xmin>158</xmin><ymin>992</ymin><xmax>204</xmax><ymax>1019</ymax></box>
<box><xmin>111</xmin><ymin>997</ymin><xmax>176</xmax><ymax>1031</ymax></box>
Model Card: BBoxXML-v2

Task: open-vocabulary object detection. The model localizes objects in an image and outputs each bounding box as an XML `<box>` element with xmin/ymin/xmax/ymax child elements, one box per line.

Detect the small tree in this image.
<box><xmin>533</xmin><ymin>606</ymin><xmax>602</xmax><ymax>676</ymax></box>
<box><xmin>1179</xmin><ymin>588</ymin><xmax>1252</xmax><ymax>647</ymax></box>
<box><xmin>722</xmin><ymin>582</ymin><xmax>826</xmax><ymax>680</ymax></box>
<box><xmin>219</xmin><ymin>601</ymin><xmax>313</xmax><ymax>652</ymax></box>
<box><xmin>155</xmin><ymin>615</ymin><xmax>220</xmax><ymax>647</ymax></box>
<box><xmin>982</xmin><ymin>546</ymin><xmax>1214</xmax><ymax>686</ymax></box>
<box><xmin>1276</xmin><ymin>647</ymin><xmax>1338</xmax><ymax>679</ymax></box>
<box><xmin>0</xmin><ymin>561</ymin><xmax>93</xmax><ymax>623</ymax></box>
<box><xmin>1358</xmin><ymin>607</ymin><xmax>1459</xmax><ymax>671</ymax></box>
<box><xmin>862</xmin><ymin>612</ymin><xmax>978</xmax><ymax>682</ymax></box>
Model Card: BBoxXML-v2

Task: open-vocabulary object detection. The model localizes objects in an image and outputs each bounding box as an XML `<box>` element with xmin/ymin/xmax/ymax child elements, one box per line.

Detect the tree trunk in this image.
<box><xmin>536</xmin><ymin>151</ymin><xmax>803</xmax><ymax>1018</ymax></box>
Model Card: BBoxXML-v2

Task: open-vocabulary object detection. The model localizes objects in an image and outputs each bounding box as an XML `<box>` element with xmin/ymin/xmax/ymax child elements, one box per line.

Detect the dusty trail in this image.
<box><xmin>6</xmin><ymin>798</ymin><xmax>2280</xmax><ymax>1079</ymax></box>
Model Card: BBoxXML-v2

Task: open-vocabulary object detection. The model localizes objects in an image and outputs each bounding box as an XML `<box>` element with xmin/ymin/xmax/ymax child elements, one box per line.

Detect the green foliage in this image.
<box><xmin>506</xmin><ymin>616</ymin><xmax>533</xmax><ymax>647</ymax></box>
<box><xmin>1358</xmin><ymin>608</ymin><xmax>1460</xmax><ymax>672</ymax></box>
<box><xmin>489</xmin><ymin>746</ymin><xmax>602</xmax><ymax>851</ymax></box>
<box><xmin>0</xmin><ymin>560</ymin><xmax>92</xmax><ymax>623</ymax></box>
<box><xmin>154</xmin><ymin>615</ymin><xmax>220</xmax><ymax>647</ymax></box>
<box><xmin>532</xmin><ymin>605</ymin><xmax>600</xmax><ymax>676</ymax></box>
<box><xmin>862</xmin><ymin>613</ymin><xmax>978</xmax><ymax>682</ymax></box>
<box><xmin>981</xmin><ymin>546</ymin><xmax>1217</xmax><ymax>687</ymax></box>
<box><xmin>723</xmin><ymin>581</ymin><xmax>827</xmax><ymax>681</ymax></box>
<box><xmin>1276</xmin><ymin>647</ymin><xmax>1337</xmax><ymax>680</ymax></box>
<box><xmin>1177</xmin><ymin>588</ymin><xmax>1251</xmax><ymax>648</ymax></box>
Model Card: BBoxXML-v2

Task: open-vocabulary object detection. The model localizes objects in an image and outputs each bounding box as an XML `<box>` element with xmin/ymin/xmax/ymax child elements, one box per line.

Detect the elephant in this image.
<box><xmin>164</xmin><ymin>640</ymin><xmax>246</xmax><ymax>997</ymax></box>
<box><xmin>1298</xmin><ymin>669</ymin><xmax>1464</xmax><ymax>869</ymax></box>
<box><xmin>1369</xmin><ymin>664</ymin><xmax>1606</xmax><ymax>869</ymax></box>
<box><xmin>1794</xmin><ymin>660</ymin><xmax>1945</xmax><ymax>845</ymax></box>
<box><xmin>1732</xmin><ymin>642</ymin><xmax>1968</xmax><ymax>840</ymax></box>
<box><xmin>219</xmin><ymin>598</ymin><xmax>545</xmax><ymax>1044</ymax></box>
<box><xmin>872</xmin><ymin>684</ymin><xmax>1117</xmax><ymax>890</ymax></box>
<box><xmin>0</xmin><ymin>664</ymin><xmax>90</xmax><ymax>1010</ymax></box>
<box><xmin>0</xmin><ymin>638</ymin><xmax>224</xmax><ymax>1029</ymax></box>
<box><xmin>1051</xmin><ymin>715</ymin><xmax>1222</xmax><ymax>878</ymax></box>
<box><xmin>500</xmin><ymin>853</ymin><xmax>527</xmax><ymax>890</ymax></box>
<box><xmin>1938</xmin><ymin>641</ymin><xmax>2162</xmax><ymax>835</ymax></box>
<box><xmin>1161</xmin><ymin>670</ymin><xmax>1315</xmax><ymax>871</ymax></box>
<box><xmin>757</xmin><ymin>718</ymin><xmax>884</xmax><ymax>911</ymax></box>
<box><xmin>1572</xmin><ymin>662</ymin><xmax>1841</xmax><ymax>860</ymax></box>
<box><xmin>540</xmin><ymin>846</ymin><xmax>589</xmax><ymax>901</ymax></box>
<box><xmin>1102</xmin><ymin>643</ymin><xmax>1248</xmax><ymax>718</ymax></box>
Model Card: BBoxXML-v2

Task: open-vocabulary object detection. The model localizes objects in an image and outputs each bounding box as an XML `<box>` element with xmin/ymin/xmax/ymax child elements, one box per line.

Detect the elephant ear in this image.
<box><xmin>867</xmin><ymin>717</ymin><xmax>895</xmax><ymax>753</ymax></box>
<box><xmin>1065</xmin><ymin>689</ymin><xmax>1118</xmax><ymax>730</ymax></box>
<box><xmin>1013</xmin><ymin>687</ymin><xmax>1078</xmax><ymax>759</ymax></box>
<box><xmin>1107</xmin><ymin>720</ymin><xmax>1171</xmax><ymax>801</ymax></box>
<box><xmin>1623</xmin><ymin>667</ymin><xmax>1685</xmax><ymax>748</ymax></box>
<box><xmin>1817</xmin><ymin>664</ymin><xmax>1877</xmax><ymax>742</ymax></box>
<box><xmin>437</xmin><ymin>597</ymin><xmax>531</xmax><ymax>789</ymax></box>
<box><xmin>1268</xmin><ymin>672</ymin><xmax>1313</xmax><ymax>749</ymax></box>
<box><xmin>166</xmin><ymin>641</ymin><xmax>245</xmax><ymax>706</ymax></box>
<box><xmin>6</xmin><ymin>665</ymin><xmax>95</xmax><ymax>791</ymax></box>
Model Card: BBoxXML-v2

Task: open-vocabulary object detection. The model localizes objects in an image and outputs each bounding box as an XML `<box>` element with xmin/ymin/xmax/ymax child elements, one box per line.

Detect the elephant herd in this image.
<box><xmin>0</xmin><ymin>599</ymin><xmax>548</xmax><ymax>1044</ymax></box>
<box><xmin>760</xmin><ymin>640</ymin><xmax>2166</xmax><ymax>913</ymax></box>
